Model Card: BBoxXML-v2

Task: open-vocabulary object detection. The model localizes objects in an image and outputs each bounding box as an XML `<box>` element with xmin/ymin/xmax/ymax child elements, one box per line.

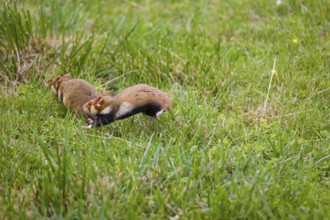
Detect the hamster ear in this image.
<box><xmin>63</xmin><ymin>74</ymin><xmax>72</xmax><ymax>79</ymax></box>
<box><xmin>95</xmin><ymin>96</ymin><xmax>102</xmax><ymax>102</ymax></box>
<box><xmin>55</xmin><ymin>77</ymin><xmax>62</xmax><ymax>84</ymax></box>
<box><xmin>101</xmin><ymin>90</ymin><xmax>109</xmax><ymax>96</ymax></box>
<box><xmin>54</xmin><ymin>76</ymin><xmax>64</xmax><ymax>89</ymax></box>
<box><xmin>96</xmin><ymin>96</ymin><xmax>104</xmax><ymax>107</ymax></box>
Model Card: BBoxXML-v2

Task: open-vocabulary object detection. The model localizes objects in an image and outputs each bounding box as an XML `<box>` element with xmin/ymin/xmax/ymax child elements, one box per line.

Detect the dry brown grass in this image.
<box><xmin>244</xmin><ymin>104</ymin><xmax>278</xmax><ymax>124</ymax></box>
<box><xmin>0</xmin><ymin>36</ymin><xmax>92</xmax><ymax>86</ymax></box>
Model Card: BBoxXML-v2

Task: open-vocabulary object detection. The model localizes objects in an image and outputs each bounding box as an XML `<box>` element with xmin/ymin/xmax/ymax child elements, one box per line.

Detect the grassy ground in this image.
<box><xmin>0</xmin><ymin>0</ymin><xmax>329</xmax><ymax>219</ymax></box>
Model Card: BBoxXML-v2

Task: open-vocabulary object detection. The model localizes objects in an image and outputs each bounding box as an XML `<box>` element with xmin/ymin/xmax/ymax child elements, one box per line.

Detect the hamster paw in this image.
<box><xmin>82</xmin><ymin>118</ymin><xmax>95</xmax><ymax>129</ymax></box>
<box><xmin>87</xmin><ymin>118</ymin><xmax>94</xmax><ymax>125</ymax></box>
<box><xmin>82</xmin><ymin>124</ymin><xmax>93</xmax><ymax>129</ymax></box>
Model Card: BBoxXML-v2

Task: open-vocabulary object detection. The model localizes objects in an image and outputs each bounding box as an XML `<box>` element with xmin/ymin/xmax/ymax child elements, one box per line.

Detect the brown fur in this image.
<box><xmin>45</xmin><ymin>74</ymin><xmax>99</xmax><ymax>120</ymax></box>
<box><xmin>83</xmin><ymin>84</ymin><xmax>170</xmax><ymax>126</ymax></box>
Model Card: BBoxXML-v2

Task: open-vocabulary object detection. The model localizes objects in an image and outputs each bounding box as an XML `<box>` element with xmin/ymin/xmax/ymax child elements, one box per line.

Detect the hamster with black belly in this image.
<box><xmin>82</xmin><ymin>84</ymin><xmax>171</xmax><ymax>128</ymax></box>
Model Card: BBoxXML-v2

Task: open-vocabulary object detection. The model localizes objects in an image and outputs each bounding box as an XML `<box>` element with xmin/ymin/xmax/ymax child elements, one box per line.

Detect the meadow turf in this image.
<box><xmin>0</xmin><ymin>0</ymin><xmax>329</xmax><ymax>219</ymax></box>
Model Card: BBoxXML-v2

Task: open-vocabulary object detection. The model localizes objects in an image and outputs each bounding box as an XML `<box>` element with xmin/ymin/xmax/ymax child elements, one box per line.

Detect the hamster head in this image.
<box><xmin>83</xmin><ymin>91</ymin><xmax>111</xmax><ymax>116</ymax></box>
<box><xmin>45</xmin><ymin>77</ymin><xmax>57</xmax><ymax>94</ymax></box>
<box><xmin>45</xmin><ymin>74</ymin><xmax>72</xmax><ymax>94</ymax></box>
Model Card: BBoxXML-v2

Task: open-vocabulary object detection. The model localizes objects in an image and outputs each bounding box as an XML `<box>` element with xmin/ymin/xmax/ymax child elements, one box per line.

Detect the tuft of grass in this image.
<box><xmin>0</xmin><ymin>1</ymin><xmax>96</xmax><ymax>84</ymax></box>
<box><xmin>0</xmin><ymin>1</ymin><xmax>34</xmax><ymax>82</ymax></box>
<box><xmin>1</xmin><ymin>0</ymin><xmax>330</xmax><ymax>219</ymax></box>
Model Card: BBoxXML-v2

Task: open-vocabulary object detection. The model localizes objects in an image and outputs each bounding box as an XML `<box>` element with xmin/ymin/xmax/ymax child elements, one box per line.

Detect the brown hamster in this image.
<box><xmin>45</xmin><ymin>74</ymin><xmax>99</xmax><ymax>120</ymax></box>
<box><xmin>83</xmin><ymin>84</ymin><xmax>170</xmax><ymax>127</ymax></box>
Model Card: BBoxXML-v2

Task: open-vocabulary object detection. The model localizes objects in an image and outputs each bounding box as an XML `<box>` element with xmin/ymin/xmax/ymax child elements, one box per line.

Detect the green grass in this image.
<box><xmin>0</xmin><ymin>0</ymin><xmax>329</xmax><ymax>219</ymax></box>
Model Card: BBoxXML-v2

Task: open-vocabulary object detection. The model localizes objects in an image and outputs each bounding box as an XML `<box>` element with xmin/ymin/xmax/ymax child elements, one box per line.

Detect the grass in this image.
<box><xmin>0</xmin><ymin>0</ymin><xmax>329</xmax><ymax>219</ymax></box>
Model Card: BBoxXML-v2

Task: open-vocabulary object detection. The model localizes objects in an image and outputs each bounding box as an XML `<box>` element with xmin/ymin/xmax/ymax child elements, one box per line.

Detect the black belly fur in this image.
<box><xmin>94</xmin><ymin>103</ymin><xmax>162</xmax><ymax>127</ymax></box>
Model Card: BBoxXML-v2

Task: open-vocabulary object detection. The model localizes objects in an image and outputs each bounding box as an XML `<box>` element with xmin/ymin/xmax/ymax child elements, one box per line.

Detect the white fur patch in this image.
<box><xmin>156</xmin><ymin>109</ymin><xmax>165</xmax><ymax>118</ymax></box>
<box><xmin>115</xmin><ymin>102</ymin><xmax>133</xmax><ymax>118</ymax></box>
<box><xmin>62</xmin><ymin>96</ymin><xmax>68</xmax><ymax>107</ymax></box>
<box><xmin>100</xmin><ymin>105</ymin><xmax>112</xmax><ymax>115</ymax></box>
<box><xmin>91</xmin><ymin>106</ymin><xmax>98</xmax><ymax>115</ymax></box>
<box><xmin>82</xmin><ymin>124</ymin><xmax>93</xmax><ymax>129</ymax></box>
<box><xmin>51</xmin><ymin>85</ymin><xmax>57</xmax><ymax>94</ymax></box>
<box><xmin>57</xmin><ymin>90</ymin><xmax>62</xmax><ymax>101</ymax></box>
